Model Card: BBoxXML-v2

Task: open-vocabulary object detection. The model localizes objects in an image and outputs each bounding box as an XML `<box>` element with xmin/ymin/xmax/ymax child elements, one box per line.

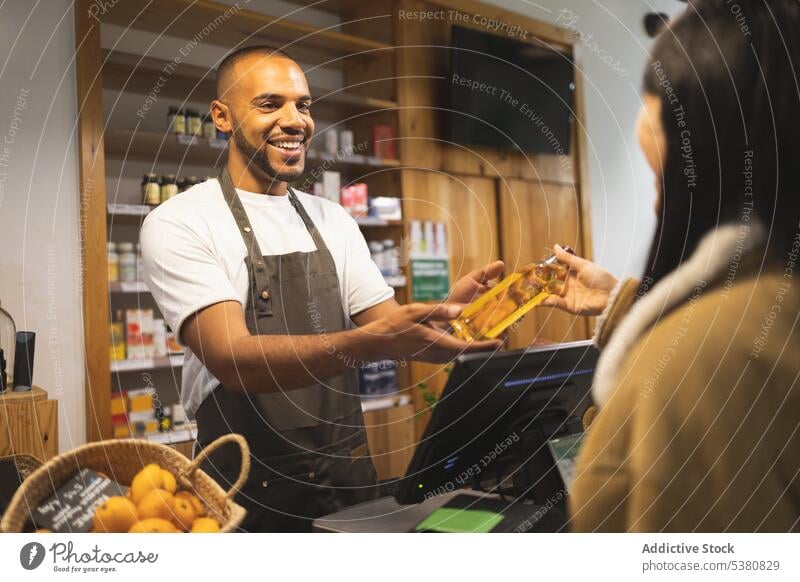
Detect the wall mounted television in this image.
<box><xmin>447</xmin><ymin>25</ymin><xmax>575</xmax><ymax>155</ymax></box>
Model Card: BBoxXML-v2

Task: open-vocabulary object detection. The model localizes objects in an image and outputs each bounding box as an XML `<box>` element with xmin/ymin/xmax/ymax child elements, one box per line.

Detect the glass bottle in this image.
<box><xmin>143</xmin><ymin>173</ymin><xmax>161</xmax><ymax>205</ymax></box>
<box><xmin>450</xmin><ymin>249</ymin><xmax>571</xmax><ymax>342</ymax></box>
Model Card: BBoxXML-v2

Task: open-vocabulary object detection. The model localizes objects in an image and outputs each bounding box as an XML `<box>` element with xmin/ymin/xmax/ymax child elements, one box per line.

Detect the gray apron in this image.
<box><xmin>194</xmin><ymin>169</ymin><xmax>379</xmax><ymax>532</ymax></box>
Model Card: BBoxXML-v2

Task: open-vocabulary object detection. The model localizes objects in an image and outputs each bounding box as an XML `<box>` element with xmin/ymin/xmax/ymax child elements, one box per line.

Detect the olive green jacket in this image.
<box><xmin>569</xmin><ymin>224</ymin><xmax>800</xmax><ymax>531</ymax></box>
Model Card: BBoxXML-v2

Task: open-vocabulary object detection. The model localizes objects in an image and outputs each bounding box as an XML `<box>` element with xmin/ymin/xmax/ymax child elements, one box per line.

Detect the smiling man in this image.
<box><xmin>140</xmin><ymin>46</ymin><xmax>502</xmax><ymax>532</ymax></box>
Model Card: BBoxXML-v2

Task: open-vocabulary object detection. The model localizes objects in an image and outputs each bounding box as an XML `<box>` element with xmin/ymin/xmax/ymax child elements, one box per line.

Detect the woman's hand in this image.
<box><xmin>541</xmin><ymin>245</ymin><xmax>618</xmax><ymax>316</ymax></box>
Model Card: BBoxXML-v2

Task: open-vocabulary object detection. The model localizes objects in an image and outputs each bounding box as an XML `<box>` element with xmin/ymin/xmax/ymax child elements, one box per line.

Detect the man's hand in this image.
<box><xmin>541</xmin><ymin>245</ymin><xmax>618</xmax><ymax>316</ymax></box>
<box><xmin>447</xmin><ymin>260</ymin><xmax>505</xmax><ymax>304</ymax></box>
<box><xmin>357</xmin><ymin>302</ymin><xmax>502</xmax><ymax>363</ymax></box>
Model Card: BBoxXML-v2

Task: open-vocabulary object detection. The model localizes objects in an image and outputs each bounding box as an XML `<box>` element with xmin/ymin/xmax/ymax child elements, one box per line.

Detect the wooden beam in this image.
<box><xmin>421</xmin><ymin>0</ymin><xmax>573</xmax><ymax>47</ymax></box>
<box><xmin>99</xmin><ymin>0</ymin><xmax>392</xmax><ymax>60</ymax></box>
<box><xmin>75</xmin><ymin>0</ymin><xmax>111</xmax><ymax>442</ymax></box>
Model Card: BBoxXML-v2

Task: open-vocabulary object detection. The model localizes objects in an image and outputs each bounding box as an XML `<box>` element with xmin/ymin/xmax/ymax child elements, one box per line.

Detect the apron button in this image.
<box><xmin>261</xmin><ymin>480</ymin><xmax>269</xmax><ymax>488</ymax></box>
<box><xmin>308</xmin><ymin>472</ymin><xmax>316</xmax><ymax>480</ymax></box>
<box><xmin>243</xmin><ymin>226</ymin><xmax>252</xmax><ymax>233</ymax></box>
<box><xmin>261</xmin><ymin>290</ymin><xmax>270</xmax><ymax>300</ymax></box>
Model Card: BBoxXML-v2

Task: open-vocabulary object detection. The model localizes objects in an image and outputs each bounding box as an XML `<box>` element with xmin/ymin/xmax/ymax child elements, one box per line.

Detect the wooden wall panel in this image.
<box><xmin>76</xmin><ymin>0</ymin><xmax>111</xmax><ymax>442</ymax></box>
<box><xmin>364</xmin><ymin>403</ymin><xmax>416</xmax><ymax>479</ymax></box>
<box><xmin>401</xmin><ymin>171</ymin><xmax>500</xmax><ymax>284</ymax></box>
<box><xmin>0</xmin><ymin>399</ymin><xmax>59</xmax><ymax>461</ymax></box>
<box><xmin>394</xmin><ymin>0</ymin><xmax>576</xmax><ymax>184</ymax></box>
<box><xmin>499</xmin><ymin>179</ymin><xmax>591</xmax><ymax>348</ymax></box>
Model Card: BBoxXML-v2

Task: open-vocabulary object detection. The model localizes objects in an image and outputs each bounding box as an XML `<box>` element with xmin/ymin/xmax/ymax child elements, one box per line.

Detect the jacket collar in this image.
<box><xmin>592</xmin><ymin>221</ymin><xmax>766</xmax><ymax>407</ymax></box>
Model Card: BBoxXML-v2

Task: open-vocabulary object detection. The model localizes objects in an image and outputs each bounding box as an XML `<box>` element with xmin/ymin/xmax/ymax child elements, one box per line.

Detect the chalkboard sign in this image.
<box><xmin>31</xmin><ymin>468</ymin><xmax>127</xmax><ymax>532</ymax></box>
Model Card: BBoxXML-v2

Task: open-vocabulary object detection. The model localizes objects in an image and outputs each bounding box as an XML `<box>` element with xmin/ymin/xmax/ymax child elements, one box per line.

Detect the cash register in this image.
<box><xmin>313</xmin><ymin>340</ymin><xmax>599</xmax><ymax>533</ymax></box>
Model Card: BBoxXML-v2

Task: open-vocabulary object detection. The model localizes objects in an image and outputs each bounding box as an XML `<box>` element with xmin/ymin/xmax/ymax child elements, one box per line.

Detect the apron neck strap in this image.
<box><xmin>218</xmin><ymin>168</ymin><xmax>331</xmax><ymax>257</ymax></box>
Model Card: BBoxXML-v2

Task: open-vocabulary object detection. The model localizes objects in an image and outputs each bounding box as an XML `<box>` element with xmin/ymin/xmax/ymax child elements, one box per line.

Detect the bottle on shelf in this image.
<box><xmin>110</xmin><ymin>309</ymin><xmax>126</xmax><ymax>362</ymax></box>
<box><xmin>117</xmin><ymin>242</ymin><xmax>137</xmax><ymax>284</ymax></box>
<box><xmin>450</xmin><ymin>249</ymin><xmax>571</xmax><ymax>342</ymax></box>
<box><xmin>160</xmin><ymin>174</ymin><xmax>178</xmax><ymax>202</ymax></box>
<box><xmin>136</xmin><ymin>243</ymin><xmax>144</xmax><ymax>283</ymax></box>
<box><xmin>168</xmin><ymin>107</ymin><xmax>186</xmax><ymax>135</ymax></box>
<box><xmin>186</xmin><ymin>109</ymin><xmax>202</xmax><ymax>137</ymax></box>
<box><xmin>107</xmin><ymin>242</ymin><xmax>119</xmax><ymax>283</ymax></box>
<box><xmin>382</xmin><ymin>239</ymin><xmax>399</xmax><ymax>276</ymax></box>
<box><xmin>142</xmin><ymin>173</ymin><xmax>161</xmax><ymax>205</ymax></box>
<box><xmin>202</xmin><ymin>114</ymin><xmax>216</xmax><ymax>140</ymax></box>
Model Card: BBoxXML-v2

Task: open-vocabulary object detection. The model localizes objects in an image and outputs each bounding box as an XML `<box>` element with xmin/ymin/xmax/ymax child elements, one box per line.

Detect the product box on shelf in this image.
<box><xmin>358</xmin><ymin>360</ymin><xmax>398</xmax><ymax>396</ymax></box>
<box><xmin>373</xmin><ymin>124</ymin><xmax>396</xmax><ymax>159</ymax></box>
<box><xmin>322</xmin><ymin>171</ymin><xmax>341</xmax><ymax>204</ymax></box>
<box><xmin>341</xmin><ymin>183</ymin><xmax>368</xmax><ymax>217</ymax></box>
<box><xmin>125</xmin><ymin>309</ymin><xmax>154</xmax><ymax>360</ymax></box>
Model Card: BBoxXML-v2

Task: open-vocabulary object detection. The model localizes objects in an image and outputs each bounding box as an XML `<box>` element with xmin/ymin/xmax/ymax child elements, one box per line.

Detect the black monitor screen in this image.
<box><xmin>447</xmin><ymin>25</ymin><xmax>575</xmax><ymax>154</ymax></box>
<box><xmin>396</xmin><ymin>341</ymin><xmax>598</xmax><ymax>505</ymax></box>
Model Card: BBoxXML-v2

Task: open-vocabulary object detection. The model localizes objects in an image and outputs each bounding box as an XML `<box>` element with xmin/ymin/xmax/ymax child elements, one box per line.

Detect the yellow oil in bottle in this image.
<box><xmin>450</xmin><ymin>252</ymin><xmax>568</xmax><ymax>342</ymax></box>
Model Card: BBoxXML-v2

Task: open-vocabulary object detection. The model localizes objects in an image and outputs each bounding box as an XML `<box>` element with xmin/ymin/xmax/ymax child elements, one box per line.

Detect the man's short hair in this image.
<box><xmin>215</xmin><ymin>45</ymin><xmax>295</xmax><ymax>99</ymax></box>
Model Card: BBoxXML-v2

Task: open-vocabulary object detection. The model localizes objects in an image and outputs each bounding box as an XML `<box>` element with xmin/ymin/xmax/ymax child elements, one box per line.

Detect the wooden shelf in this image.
<box><xmin>109</xmin><ymin>281</ymin><xmax>149</xmax><ymax>293</ymax></box>
<box><xmin>361</xmin><ymin>393</ymin><xmax>411</xmax><ymax>413</ymax></box>
<box><xmin>102</xmin><ymin>50</ymin><xmax>398</xmax><ymax>118</ymax></box>
<box><xmin>111</xmin><ymin>354</ymin><xmax>184</xmax><ymax>373</ymax></box>
<box><xmin>354</xmin><ymin>216</ymin><xmax>403</xmax><ymax>227</ymax></box>
<box><xmin>109</xmin><ymin>203</ymin><xmax>403</xmax><ymax>231</ymax></box>
<box><xmin>104</xmin><ymin>129</ymin><xmax>227</xmax><ymax>167</ymax></box>
<box><xmin>108</xmin><ymin>203</ymin><xmax>152</xmax><ymax>218</ymax></box>
<box><xmin>99</xmin><ymin>0</ymin><xmax>393</xmax><ymax>63</ymax></box>
<box><xmin>142</xmin><ymin>424</ymin><xmax>197</xmax><ymax>445</ymax></box>
<box><xmin>104</xmin><ymin>128</ymin><xmax>401</xmax><ymax>172</ymax></box>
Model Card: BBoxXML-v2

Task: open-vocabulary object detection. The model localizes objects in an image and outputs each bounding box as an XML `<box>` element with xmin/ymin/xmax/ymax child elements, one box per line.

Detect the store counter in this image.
<box><xmin>313</xmin><ymin>490</ymin><xmax>562</xmax><ymax>533</ymax></box>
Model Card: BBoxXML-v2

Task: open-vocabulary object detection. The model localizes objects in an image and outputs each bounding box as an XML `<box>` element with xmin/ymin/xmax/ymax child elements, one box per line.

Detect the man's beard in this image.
<box><xmin>232</xmin><ymin>129</ymin><xmax>304</xmax><ymax>183</ymax></box>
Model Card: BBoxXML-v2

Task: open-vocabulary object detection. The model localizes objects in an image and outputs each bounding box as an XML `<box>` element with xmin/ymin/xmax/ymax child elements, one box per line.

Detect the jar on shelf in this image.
<box><xmin>202</xmin><ymin>114</ymin><xmax>216</xmax><ymax>140</ymax></box>
<box><xmin>186</xmin><ymin>109</ymin><xmax>202</xmax><ymax>137</ymax></box>
<box><xmin>136</xmin><ymin>243</ymin><xmax>144</xmax><ymax>282</ymax></box>
<box><xmin>142</xmin><ymin>173</ymin><xmax>161</xmax><ymax>205</ymax></box>
<box><xmin>160</xmin><ymin>174</ymin><xmax>178</xmax><ymax>201</ymax></box>
<box><xmin>168</xmin><ymin>106</ymin><xmax>186</xmax><ymax>135</ymax></box>
<box><xmin>382</xmin><ymin>239</ymin><xmax>399</xmax><ymax>276</ymax></box>
<box><xmin>107</xmin><ymin>241</ymin><xmax>119</xmax><ymax>283</ymax></box>
<box><xmin>118</xmin><ymin>242</ymin><xmax>137</xmax><ymax>283</ymax></box>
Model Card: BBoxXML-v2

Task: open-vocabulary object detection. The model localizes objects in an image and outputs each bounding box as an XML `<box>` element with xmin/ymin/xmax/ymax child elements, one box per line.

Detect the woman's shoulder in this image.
<box><xmin>615</xmin><ymin>268</ymin><xmax>797</xmax><ymax>408</ymax></box>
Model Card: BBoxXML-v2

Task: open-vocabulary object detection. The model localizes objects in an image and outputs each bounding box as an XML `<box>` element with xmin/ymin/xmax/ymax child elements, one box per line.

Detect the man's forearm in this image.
<box><xmin>221</xmin><ymin>327</ymin><xmax>379</xmax><ymax>394</ymax></box>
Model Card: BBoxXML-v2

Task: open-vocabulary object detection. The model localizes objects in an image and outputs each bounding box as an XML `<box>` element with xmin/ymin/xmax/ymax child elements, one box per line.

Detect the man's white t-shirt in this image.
<box><xmin>140</xmin><ymin>178</ymin><xmax>393</xmax><ymax>419</ymax></box>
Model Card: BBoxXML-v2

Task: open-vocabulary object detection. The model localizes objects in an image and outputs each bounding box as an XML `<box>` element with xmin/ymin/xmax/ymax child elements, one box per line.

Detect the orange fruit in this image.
<box><xmin>136</xmin><ymin>489</ymin><xmax>175</xmax><ymax>521</ymax></box>
<box><xmin>175</xmin><ymin>491</ymin><xmax>205</xmax><ymax>516</ymax></box>
<box><xmin>129</xmin><ymin>464</ymin><xmax>165</xmax><ymax>505</ymax></box>
<box><xmin>190</xmin><ymin>517</ymin><xmax>221</xmax><ymax>533</ymax></box>
<box><xmin>171</xmin><ymin>497</ymin><xmax>198</xmax><ymax>531</ymax></box>
<box><xmin>128</xmin><ymin>518</ymin><xmax>179</xmax><ymax>533</ymax></box>
<box><xmin>161</xmin><ymin>470</ymin><xmax>177</xmax><ymax>494</ymax></box>
<box><xmin>92</xmin><ymin>496</ymin><xmax>139</xmax><ymax>533</ymax></box>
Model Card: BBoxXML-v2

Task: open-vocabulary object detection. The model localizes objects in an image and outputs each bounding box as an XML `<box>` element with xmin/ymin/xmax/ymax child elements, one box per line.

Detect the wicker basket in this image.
<box><xmin>0</xmin><ymin>434</ymin><xmax>250</xmax><ymax>533</ymax></box>
<box><xmin>0</xmin><ymin>453</ymin><xmax>43</xmax><ymax>481</ymax></box>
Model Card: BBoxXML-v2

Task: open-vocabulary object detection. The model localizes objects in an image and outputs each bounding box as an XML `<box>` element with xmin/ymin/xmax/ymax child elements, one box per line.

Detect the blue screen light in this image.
<box><xmin>503</xmin><ymin>368</ymin><xmax>594</xmax><ymax>389</ymax></box>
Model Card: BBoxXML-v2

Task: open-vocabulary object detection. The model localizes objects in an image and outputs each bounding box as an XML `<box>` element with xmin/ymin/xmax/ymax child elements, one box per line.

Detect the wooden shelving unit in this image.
<box><xmin>110</xmin><ymin>354</ymin><xmax>184</xmax><ymax>374</ymax></box>
<box><xmin>103</xmin><ymin>129</ymin><xmax>401</xmax><ymax>172</ymax></box>
<box><xmin>102</xmin><ymin>50</ymin><xmax>398</xmax><ymax>119</ymax></box>
<box><xmin>80</xmin><ymin>0</ymin><xmax>411</xmax><ymax>476</ymax></box>
<box><xmin>77</xmin><ymin>0</ymin><xmax>592</xmax><ymax>478</ymax></box>
<box><xmin>98</xmin><ymin>0</ymin><xmax>393</xmax><ymax>64</ymax></box>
